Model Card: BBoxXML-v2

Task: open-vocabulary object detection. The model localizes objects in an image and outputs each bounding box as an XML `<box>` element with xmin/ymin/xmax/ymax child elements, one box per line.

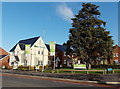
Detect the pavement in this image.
<box><xmin>1</xmin><ymin>69</ymin><xmax>120</xmax><ymax>88</ymax></box>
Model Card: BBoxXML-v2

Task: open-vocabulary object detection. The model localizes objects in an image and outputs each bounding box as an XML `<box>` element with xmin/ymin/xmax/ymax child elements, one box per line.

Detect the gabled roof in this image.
<box><xmin>10</xmin><ymin>36</ymin><xmax>40</xmax><ymax>52</ymax></box>
<box><xmin>0</xmin><ymin>47</ymin><xmax>9</xmax><ymax>60</ymax></box>
<box><xmin>113</xmin><ymin>45</ymin><xmax>120</xmax><ymax>53</ymax></box>
<box><xmin>45</xmin><ymin>44</ymin><xmax>66</xmax><ymax>52</ymax></box>
<box><xmin>0</xmin><ymin>47</ymin><xmax>9</xmax><ymax>55</ymax></box>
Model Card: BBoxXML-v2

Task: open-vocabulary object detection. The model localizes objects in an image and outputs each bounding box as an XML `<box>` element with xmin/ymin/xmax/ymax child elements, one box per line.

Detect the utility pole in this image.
<box><xmin>41</xmin><ymin>44</ymin><xmax>44</xmax><ymax>72</ymax></box>
<box><xmin>41</xmin><ymin>29</ymin><xmax>45</xmax><ymax>72</ymax></box>
<box><xmin>29</xmin><ymin>48</ymin><xmax>32</xmax><ymax>71</ymax></box>
<box><xmin>53</xmin><ymin>55</ymin><xmax>56</xmax><ymax>70</ymax></box>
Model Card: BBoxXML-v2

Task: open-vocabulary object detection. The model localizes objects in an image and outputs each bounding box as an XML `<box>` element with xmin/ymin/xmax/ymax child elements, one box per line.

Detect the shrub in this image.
<box><xmin>18</xmin><ymin>65</ymin><xmax>29</xmax><ymax>71</ymax></box>
<box><xmin>91</xmin><ymin>64</ymin><xmax>120</xmax><ymax>69</ymax></box>
<box><xmin>44</xmin><ymin>65</ymin><xmax>52</xmax><ymax>70</ymax></box>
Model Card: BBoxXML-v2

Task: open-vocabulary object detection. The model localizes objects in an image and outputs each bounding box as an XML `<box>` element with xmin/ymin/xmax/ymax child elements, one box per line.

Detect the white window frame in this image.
<box><xmin>64</xmin><ymin>60</ymin><xmax>66</xmax><ymax>64</ymax></box>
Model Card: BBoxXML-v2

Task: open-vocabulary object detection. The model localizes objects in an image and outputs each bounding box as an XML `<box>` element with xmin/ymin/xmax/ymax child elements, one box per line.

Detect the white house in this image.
<box><xmin>9</xmin><ymin>36</ymin><xmax>49</xmax><ymax>69</ymax></box>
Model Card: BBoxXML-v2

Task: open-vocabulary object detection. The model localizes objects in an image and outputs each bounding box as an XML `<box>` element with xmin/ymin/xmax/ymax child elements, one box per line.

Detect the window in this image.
<box><xmin>17</xmin><ymin>51</ymin><xmax>19</xmax><ymax>54</ymax></box>
<box><xmin>38</xmin><ymin>61</ymin><xmax>43</xmax><ymax>66</ymax></box>
<box><xmin>64</xmin><ymin>52</ymin><xmax>66</xmax><ymax>56</ymax></box>
<box><xmin>114</xmin><ymin>60</ymin><xmax>119</xmax><ymax>64</ymax></box>
<box><xmin>41</xmin><ymin>51</ymin><xmax>44</xmax><ymax>55</ymax></box>
<box><xmin>48</xmin><ymin>61</ymin><xmax>51</xmax><ymax>65</ymax></box>
<box><xmin>38</xmin><ymin>51</ymin><xmax>40</xmax><ymax>54</ymax></box>
<box><xmin>24</xmin><ymin>60</ymin><xmax>27</xmax><ymax>66</ymax></box>
<box><xmin>64</xmin><ymin>60</ymin><xmax>66</xmax><ymax>64</ymax></box>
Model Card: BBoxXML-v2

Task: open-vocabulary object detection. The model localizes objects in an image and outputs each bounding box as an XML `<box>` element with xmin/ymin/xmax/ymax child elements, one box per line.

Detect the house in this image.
<box><xmin>110</xmin><ymin>45</ymin><xmax>120</xmax><ymax>64</ymax></box>
<box><xmin>0</xmin><ymin>47</ymin><xmax>10</xmax><ymax>68</ymax></box>
<box><xmin>61</xmin><ymin>45</ymin><xmax>120</xmax><ymax>66</ymax></box>
<box><xmin>46</xmin><ymin>44</ymin><xmax>68</xmax><ymax>68</ymax></box>
<box><xmin>9</xmin><ymin>36</ymin><xmax>49</xmax><ymax>69</ymax></box>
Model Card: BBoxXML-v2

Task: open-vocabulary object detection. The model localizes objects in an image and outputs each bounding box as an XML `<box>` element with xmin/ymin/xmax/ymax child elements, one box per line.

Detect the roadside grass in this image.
<box><xmin>55</xmin><ymin>70</ymin><xmax>104</xmax><ymax>74</ymax></box>
<box><xmin>90</xmin><ymin>68</ymin><xmax>106</xmax><ymax>70</ymax></box>
<box><xmin>44</xmin><ymin>68</ymin><xmax>120</xmax><ymax>74</ymax></box>
<box><xmin>114</xmin><ymin>71</ymin><xmax>120</xmax><ymax>73</ymax></box>
<box><xmin>43</xmin><ymin>70</ymin><xmax>52</xmax><ymax>73</ymax></box>
<box><xmin>6</xmin><ymin>67</ymin><xmax>120</xmax><ymax>74</ymax></box>
<box><xmin>30</xmin><ymin>68</ymin><xmax>120</xmax><ymax>74</ymax></box>
<box><xmin>74</xmin><ymin>71</ymin><xmax>104</xmax><ymax>74</ymax></box>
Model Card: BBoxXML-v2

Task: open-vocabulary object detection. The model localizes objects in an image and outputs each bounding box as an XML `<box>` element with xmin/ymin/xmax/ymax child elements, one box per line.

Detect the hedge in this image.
<box><xmin>91</xmin><ymin>64</ymin><xmax>120</xmax><ymax>69</ymax></box>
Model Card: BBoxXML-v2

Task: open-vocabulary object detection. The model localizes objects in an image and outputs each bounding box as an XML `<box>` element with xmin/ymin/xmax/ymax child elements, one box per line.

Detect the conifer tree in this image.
<box><xmin>65</xmin><ymin>3</ymin><xmax>114</xmax><ymax>69</ymax></box>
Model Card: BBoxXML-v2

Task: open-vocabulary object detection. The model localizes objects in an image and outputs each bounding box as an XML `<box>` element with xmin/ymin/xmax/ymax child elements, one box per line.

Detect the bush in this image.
<box><xmin>18</xmin><ymin>65</ymin><xmax>29</xmax><ymax>71</ymax></box>
<box><xmin>91</xmin><ymin>64</ymin><xmax>120</xmax><ymax>69</ymax></box>
<box><xmin>44</xmin><ymin>65</ymin><xmax>52</xmax><ymax>70</ymax></box>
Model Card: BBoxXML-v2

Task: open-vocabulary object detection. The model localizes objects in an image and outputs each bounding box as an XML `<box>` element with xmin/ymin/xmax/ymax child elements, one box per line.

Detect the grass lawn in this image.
<box><xmin>52</xmin><ymin>68</ymin><xmax>120</xmax><ymax>74</ymax></box>
<box><xmin>21</xmin><ymin>67</ymin><xmax>120</xmax><ymax>74</ymax></box>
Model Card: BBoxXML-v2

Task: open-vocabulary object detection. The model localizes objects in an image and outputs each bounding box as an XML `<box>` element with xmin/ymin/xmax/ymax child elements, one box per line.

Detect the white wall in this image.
<box><xmin>9</xmin><ymin>37</ymin><xmax>49</xmax><ymax>67</ymax></box>
<box><xmin>31</xmin><ymin>37</ymin><xmax>49</xmax><ymax>67</ymax></box>
<box><xmin>9</xmin><ymin>44</ymin><xmax>21</xmax><ymax>66</ymax></box>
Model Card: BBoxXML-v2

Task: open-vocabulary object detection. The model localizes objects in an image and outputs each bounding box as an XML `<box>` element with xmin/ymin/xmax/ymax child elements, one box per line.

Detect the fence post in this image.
<box><xmin>57</xmin><ymin>70</ymin><xmax>59</xmax><ymax>73</ymax></box>
<box><xmin>105</xmin><ymin>70</ymin><xmax>107</xmax><ymax>74</ymax></box>
<box><xmin>71</xmin><ymin>70</ymin><xmax>73</xmax><ymax>74</ymax></box>
<box><xmin>52</xmin><ymin>70</ymin><xmax>55</xmax><ymax>73</ymax></box>
<box><xmin>87</xmin><ymin>70</ymin><xmax>89</xmax><ymax>74</ymax></box>
<box><xmin>112</xmin><ymin>70</ymin><xmax>115</xmax><ymax>73</ymax></box>
<box><xmin>74</xmin><ymin>70</ymin><xmax>75</xmax><ymax>74</ymax></box>
<box><xmin>103</xmin><ymin>70</ymin><xmax>105</xmax><ymax>75</ymax></box>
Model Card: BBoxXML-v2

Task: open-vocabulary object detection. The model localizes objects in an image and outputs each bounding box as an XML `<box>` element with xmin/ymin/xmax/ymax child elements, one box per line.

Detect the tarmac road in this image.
<box><xmin>1</xmin><ymin>73</ymin><xmax>118</xmax><ymax>89</ymax></box>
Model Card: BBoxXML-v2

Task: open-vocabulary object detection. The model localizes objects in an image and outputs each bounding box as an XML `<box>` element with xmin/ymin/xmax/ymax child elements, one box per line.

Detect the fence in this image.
<box><xmin>56</xmin><ymin>69</ymin><xmax>120</xmax><ymax>75</ymax></box>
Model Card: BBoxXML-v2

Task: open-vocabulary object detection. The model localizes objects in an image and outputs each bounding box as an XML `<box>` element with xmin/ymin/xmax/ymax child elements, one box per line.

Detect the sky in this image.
<box><xmin>2</xmin><ymin>2</ymin><xmax>118</xmax><ymax>52</ymax></box>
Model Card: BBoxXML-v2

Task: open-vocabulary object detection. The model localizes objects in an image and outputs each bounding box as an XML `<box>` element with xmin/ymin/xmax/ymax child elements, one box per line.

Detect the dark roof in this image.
<box><xmin>10</xmin><ymin>44</ymin><xmax>17</xmax><ymax>52</ymax></box>
<box><xmin>10</xmin><ymin>36</ymin><xmax>40</xmax><ymax>52</ymax></box>
<box><xmin>0</xmin><ymin>55</ymin><xmax>7</xmax><ymax>59</ymax></box>
<box><xmin>45</xmin><ymin>44</ymin><xmax>66</xmax><ymax>52</ymax></box>
<box><xmin>56</xmin><ymin>44</ymin><xmax>66</xmax><ymax>52</ymax></box>
<box><xmin>45</xmin><ymin>44</ymin><xmax>50</xmax><ymax>51</ymax></box>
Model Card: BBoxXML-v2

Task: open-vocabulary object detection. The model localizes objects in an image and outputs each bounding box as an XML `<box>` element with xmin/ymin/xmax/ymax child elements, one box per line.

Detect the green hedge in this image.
<box><xmin>91</xmin><ymin>64</ymin><xmax>120</xmax><ymax>69</ymax></box>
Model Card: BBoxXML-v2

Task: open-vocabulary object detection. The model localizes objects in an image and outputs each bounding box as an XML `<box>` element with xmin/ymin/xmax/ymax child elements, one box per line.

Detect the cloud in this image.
<box><xmin>57</xmin><ymin>3</ymin><xmax>74</xmax><ymax>22</ymax></box>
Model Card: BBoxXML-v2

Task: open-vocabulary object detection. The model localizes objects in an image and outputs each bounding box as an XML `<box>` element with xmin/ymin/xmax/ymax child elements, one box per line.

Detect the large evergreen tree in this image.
<box><xmin>65</xmin><ymin>3</ymin><xmax>114</xmax><ymax>69</ymax></box>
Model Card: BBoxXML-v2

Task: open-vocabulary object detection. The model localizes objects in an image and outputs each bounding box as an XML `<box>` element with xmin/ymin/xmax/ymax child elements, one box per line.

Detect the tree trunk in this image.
<box><xmin>107</xmin><ymin>56</ymin><xmax>111</xmax><ymax>64</ymax></box>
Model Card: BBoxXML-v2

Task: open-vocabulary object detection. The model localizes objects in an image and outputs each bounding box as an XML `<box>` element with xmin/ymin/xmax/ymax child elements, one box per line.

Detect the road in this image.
<box><xmin>1</xmin><ymin>73</ymin><xmax>118</xmax><ymax>89</ymax></box>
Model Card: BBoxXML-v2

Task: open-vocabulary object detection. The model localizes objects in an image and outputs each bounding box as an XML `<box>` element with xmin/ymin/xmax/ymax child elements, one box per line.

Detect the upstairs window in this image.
<box><xmin>38</xmin><ymin>51</ymin><xmax>40</xmax><ymax>54</ymax></box>
<box><xmin>64</xmin><ymin>52</ymin><xmax>66</xmax><ymax>56</ymax></box>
